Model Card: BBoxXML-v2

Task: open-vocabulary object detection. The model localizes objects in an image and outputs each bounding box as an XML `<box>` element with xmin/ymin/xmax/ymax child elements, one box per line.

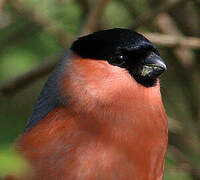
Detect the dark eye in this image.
<box><xmin>109</xmin><ymin>55</ymin><xmax>125</xmax><ymax>67</ymax></box>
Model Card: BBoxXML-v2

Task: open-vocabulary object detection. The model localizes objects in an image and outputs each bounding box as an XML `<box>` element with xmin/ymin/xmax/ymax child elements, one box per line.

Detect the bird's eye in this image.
<box><xmin>109</xmin><ymin>55</ymin><xmax>125</xmax><ymax>66</ymax></box>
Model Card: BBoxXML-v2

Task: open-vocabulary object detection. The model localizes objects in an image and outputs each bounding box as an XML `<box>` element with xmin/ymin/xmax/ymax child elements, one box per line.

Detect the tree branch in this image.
<box><xmin>0</xmin><ymin>53</ymin><xmax>64</xmax><ymax>95</ymax></box>
<box><xmin>0</xmin><ymin>0</ymin><xmax>5</xmax><ymax>9</ymax></box>
<box><xmin>143</xmin><ymin>33</ymin><xmax>200</xmax><ymax>50</ymax></box>
<box><xmin>154</xmin><ymin>13</ymin><xmax>196</xmax><ymax>67</ymax></box>
<box><xmin>7</xmin><ymin>0</ymin><xmax>73</xmax><ymax>47</ymax></box>
<box><xmin>167</xmin><ymin>116</ymin><xmax>183</xmax><ymax>133</ymax></box>
<box><xmin>154</xmin><ymin>12</ymin><xmax>200</xmax><ymax>122</ymax></box>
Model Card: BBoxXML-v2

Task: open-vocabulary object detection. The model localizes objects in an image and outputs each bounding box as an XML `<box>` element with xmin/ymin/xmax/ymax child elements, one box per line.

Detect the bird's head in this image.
<box><xmin>25</xmin><ymin>28</ymin><xmax>167</xmax><ymax>130</ymax></box>
<box><xmin>71</xmin><ymin>28</ymin><xmax>166</xmax><ymax>87</ymax></box>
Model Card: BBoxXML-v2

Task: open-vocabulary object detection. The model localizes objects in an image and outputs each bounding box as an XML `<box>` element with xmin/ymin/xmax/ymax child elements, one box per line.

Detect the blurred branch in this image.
<box><xmin>131</xmin><ymin>0</ymin><xmax>190</xmax><ymax>29</ymax></box>
<box><xmin>77</xmin><ymin>0</ymin><xmax>90</xmax><ymax>15</ymax></box>
<box><xmin>7</xmin><ymin>0</ymin><xmax>73</xmax><ymax>47</ymax></box>
<box><xmin>0</xmin><ymin>0</ymin><xmax>5</xmax><ymax>9</ymax></box>
<box><xmin>168</xmin><ymin>145</ymin><xmax>200</xmax><ymax>180</ymax></box>
<box><xmin>0</xmin><ymin>0</ymin><xmax>110</xmax><ymax>96</ymax></box>
<box><xmin>80</xmin><ymin>0</ymin><xmax>110</xmax><ymax>35</ymax></box>
<box><xmin>6</xmin><ymin>0</ymin><xmax>108</xmax><ymax>47</ymax></box>
<box><xmin>143</xmin><ymin>33</ymin><xmax>200</xmax><ymax>50</ymax></box>
<box><xmin>154</xmin><ymin>13</ymin><xmax>196</xmax><ymax>68</ymax></box>
<box><xmin>154</xmin><ymin>12</ymin><xmax>199</xmax><ymax>121</ymax></box>
<box><xmin>167</xmin><ymin>116</ymin><xmax>183</xmax><ymax>133</ymax></box>
<box><xmin>0</xmin><ymin>53</ymin><xmax>64</xmax><ymax>95</ymax></box>
<box><xmin>168</xmin><ymin>115</ymin><xmax>200</xmax><ymax>156</ymax></box>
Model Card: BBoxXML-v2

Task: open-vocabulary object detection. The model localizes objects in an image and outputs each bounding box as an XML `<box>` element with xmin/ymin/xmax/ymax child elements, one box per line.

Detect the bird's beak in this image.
<box><xmin>140</xmin><ymin>52</ymin><xmax>167</xmax><ymax>78</ymax></box>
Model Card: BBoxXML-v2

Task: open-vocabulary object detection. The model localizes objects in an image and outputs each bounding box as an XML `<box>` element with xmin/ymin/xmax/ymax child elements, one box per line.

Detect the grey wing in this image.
<box><xmin>24</xmin><ymin>51</ymin><xmax>72</xmax><ymax>131</ymax></box>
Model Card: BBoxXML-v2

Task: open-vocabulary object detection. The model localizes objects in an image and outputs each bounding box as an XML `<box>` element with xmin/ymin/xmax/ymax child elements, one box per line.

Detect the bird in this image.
<box><xmin>6</xmin><ymin>28</ymin><xmax>168</xmax><ymax>180</ymax></box>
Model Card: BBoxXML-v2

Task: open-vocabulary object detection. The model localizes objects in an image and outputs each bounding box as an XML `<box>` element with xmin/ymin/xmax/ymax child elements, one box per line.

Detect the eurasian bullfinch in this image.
<box><xmin>7</xmin><ymin>28</ymin><xmax>168</xmax><ymax>180</ymax></box>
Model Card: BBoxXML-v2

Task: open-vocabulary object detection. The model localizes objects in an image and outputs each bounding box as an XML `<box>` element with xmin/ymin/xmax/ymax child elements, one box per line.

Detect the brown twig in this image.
<box><xmin>0</xmin><ymin>53</ymin><xmax>64</xmax><ymax>95</ymax></box>
<box><xmin>131</xmin><ymin>0</ymin><xmax>190</xmax><ymax>29</ymax></box>
<box><xmin>80</xmin><ymin>0</ymin><xmax>110</xmax><ymax>35</ymax></box>
<box><xmin>7</xmin><ymin>0</ymin><xmax>73</xmax><ymax>47</ymax></box>
<box><xmin>143</xmin><ymin>33</ymin><xmax>200</xmax><ymax>50</ymax></box>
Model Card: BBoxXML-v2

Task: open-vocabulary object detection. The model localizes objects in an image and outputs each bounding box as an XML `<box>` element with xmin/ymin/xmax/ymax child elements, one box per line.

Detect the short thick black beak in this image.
<box><xmin>140</xmin><ymin>52</ymin><xmax>167</xmax><ymax>78</ymax></box>
<box><xmin>145</xmin><ymin>52</ymin><xmax>167</xmax><ymax>71</ymax></box>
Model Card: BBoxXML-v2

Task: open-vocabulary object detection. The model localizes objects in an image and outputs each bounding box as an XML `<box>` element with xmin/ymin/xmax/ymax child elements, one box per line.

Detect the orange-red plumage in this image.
<box><xmin>6</xmin><ymin>29</ymin><xmax>168</xmax><ymax>180</ymax></box>
<box><xmin>14</xmin><ymin>55</ymin><xmax>167</xmax><ymax>179</ymax></box>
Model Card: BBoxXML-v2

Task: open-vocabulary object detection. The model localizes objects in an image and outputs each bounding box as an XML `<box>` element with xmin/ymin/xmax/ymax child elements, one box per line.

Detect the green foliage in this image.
<box><xmin>164</xmin><ymin>154</ymin><xmax>192</xmax><ymax>180</ymax></box>
<box><xmin>103</xmin><ymin>1</ymin><xmax>132</xmax><ymax>28</ymax></box>
<box><xmin>0</xmin><ymin>145</ymin><xmax>29</xmax><ymax>178</ymax></box>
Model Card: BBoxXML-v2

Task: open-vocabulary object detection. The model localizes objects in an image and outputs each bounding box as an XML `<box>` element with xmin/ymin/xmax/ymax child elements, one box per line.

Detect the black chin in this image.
<box><xmin>130</xmin><ymin>72</ymin><xmax>158</xmax><ymax>87</ymax></box>
<box><xmin>126</xmin><ymin>64</ymin><xmax>158</xmax><ymax>87</ymax></box>
<box><xmin>127</xmin><ymin>62</ymin><xmax>165</xmax><ymax>87</ymax></box>
<box><xmin>126</xmin><ymin>68</ymin><xmax>158</xmax><ymax>87</ymax></box>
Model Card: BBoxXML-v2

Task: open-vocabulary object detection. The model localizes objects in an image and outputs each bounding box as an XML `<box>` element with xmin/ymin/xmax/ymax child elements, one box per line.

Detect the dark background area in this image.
<box><xmin>0</xmin><ymin>0</ymin><xmax>200</xmax><ymax>179</ymax></box>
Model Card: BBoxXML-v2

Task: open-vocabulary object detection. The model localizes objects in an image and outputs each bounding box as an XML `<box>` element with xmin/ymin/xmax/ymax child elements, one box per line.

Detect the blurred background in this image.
<box><xmin>0</xmin><ymin>0</ymin><xmax>200</xmax><ymax>179</ymax></box>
